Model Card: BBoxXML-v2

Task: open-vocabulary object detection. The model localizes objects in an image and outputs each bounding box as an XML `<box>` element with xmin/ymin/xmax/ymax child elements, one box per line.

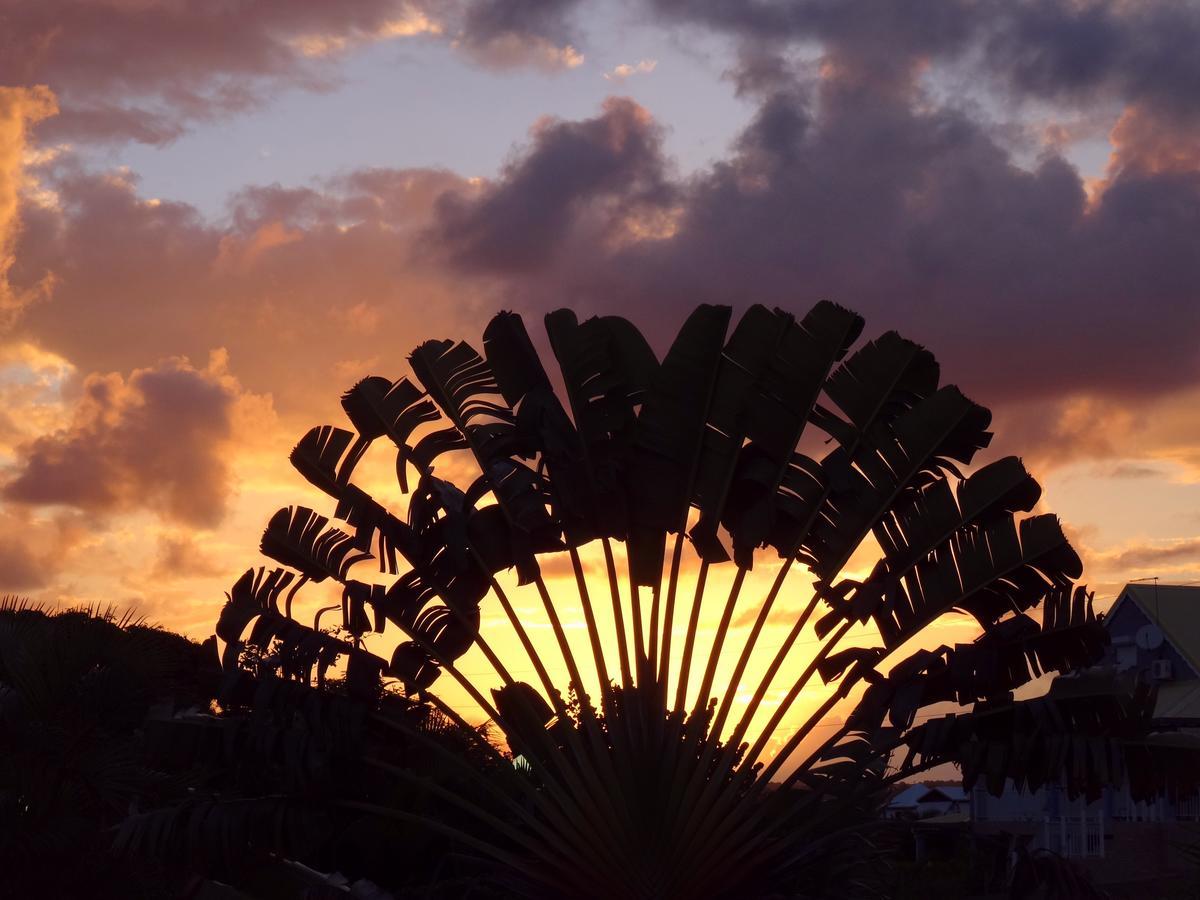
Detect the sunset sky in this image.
<box><xmin>2</xmin><ymin>0</ymin><xmax>1200</xmax><ymax>761</ymax></box>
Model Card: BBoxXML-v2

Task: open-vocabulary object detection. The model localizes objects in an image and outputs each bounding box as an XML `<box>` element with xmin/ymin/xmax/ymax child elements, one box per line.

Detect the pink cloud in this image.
<box><xmin>3</xmin><ymin>353</ymin><xmax>246</xmax><ymax>527</ymax></box>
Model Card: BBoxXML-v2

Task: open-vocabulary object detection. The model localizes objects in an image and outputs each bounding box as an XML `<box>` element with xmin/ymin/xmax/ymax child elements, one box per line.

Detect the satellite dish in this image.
<box><xmin>1136</xmin><ymin>623</ymin><xmax>1164</xmax><ymax>651</ymax></box>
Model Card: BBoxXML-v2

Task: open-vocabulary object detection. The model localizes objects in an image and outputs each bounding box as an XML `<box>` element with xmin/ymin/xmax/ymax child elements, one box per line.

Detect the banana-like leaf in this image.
<box><xmin>626</xmin><ymin>304</ymin><xmax>731</xmax><ymax>585</ymax></box>
<box><xmin>485</xmin><ymin>311</ymin><xmax>597</xmax><ymax>543</ymax></box>
<box><xmin>341</xmin><ymin>375</ymin><xmax>445</xmax><ymax>491</ymax></box>
<box><xmin>387</xmin><ymin>603</ymin><xmax>480</xmax><ymax>692</ymax></box>
<box><xmin>943</xmin><ymin>585</ymin><xmax>1108</xmax><ymax>702</ymax></box>
<box><xmin>259</xmin><ymin>506</ymin><xmax>373</xmax><ymax>584</ymax></box>
<box><xmin>259</xmin><ymin>507</ymin><xmax>381</xmax><ymax>636</ymax></box>
<box><xmin>840</xmin><ymin>512</ymin><xmax>1081</xmax><ymax>648</ymax></box>
<box><xmin>728</xmin><ymin>330</ymin><xmax>940</xmax><ymax>563</ymax></box>
<box><xmin>804</xmin><ymin>385</ymin><xmax>993</xmax><ymax>580</ymax></box>
<box><xmin>898</xmin><ymin>673</ymin><xmax>1167</xmax><ymax>800</ymax></box>
<box><xmin>492</xmin><ymin>681</ymin><xmax>558</xmax><ymax>761</ymax></box>
<box><xmin>826</xmin><ymin>584</ymin><xmax>1102</xmax><ymax>733</ymax></box>
<box><xmin>689</xmin><ymin>302</ymin><xmax>863</xmax><ymax>565</ymax></box>
<box><xmin>817</xmin><ymin>456</ymin><xmax>1043</xmax><ymax>632</ymax></box>
<box><xmin>289</xmin><ymin>427</ymin><xmax>433</xmax><ymax>575</ymax></box>
<box><xmin>411</xmin><ymin>336</ymin><xmax>555</xmax><ymax>583</ymax></box>
<box><xmin>217</xmin><ymin>568</ymin><xmax>385</xmax><ymax>694</ymax></box>
<box><xmin>721</xmin><ymin>445</ymin><xmax>828</xmax><ymax>562</ymax></box>
<box><xmin>874</xmin><ymin>455</ymin><xmax>1042</xmax><ymax>570</ymax></box>
<box><xmin>809</xmin><ymin>330</ymin><xmax>939</xmax><ymax>447</ymax></box>
<box><xmin>290</xmin><ymin>425</ymin><xmax>363</xmax><ymax>496</ymax></box>
<box><xmin>333</xmin><ymin>484</ymin><xmax>423</xmax><ymax>572</ymax></box>
<box><xmin>545</xmin><ymin>309</ymin><xmax>659</xmax><ymax>539</ymax></box>
<box><xmin>410</xmin><ymin>339</ymin><xmax>517</xmax><ymax>445</ymax></box>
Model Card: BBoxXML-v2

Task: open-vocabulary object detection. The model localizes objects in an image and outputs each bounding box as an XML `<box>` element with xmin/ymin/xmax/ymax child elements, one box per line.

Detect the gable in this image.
<box><xmin>917</xmin><ymin>787</ymin><xmax>952</xmax><ymax>803</ymax></box>
<box><xmin>1104</xmin><ymin>586</ymin><xmax>1200</xmax><ymax>679</ymax></box>
<box><xmin>888</xmin><ymin>785</ymin><xmax>926</xmax><ymax>807</ymax></box>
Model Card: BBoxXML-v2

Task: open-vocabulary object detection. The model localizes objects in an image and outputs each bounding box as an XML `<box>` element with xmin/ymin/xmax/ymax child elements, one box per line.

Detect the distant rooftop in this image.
<box><xmin>887</xmin><ymin>784</ymin><xmax>967</xmax><ymax>808</ymax></box>
<box><xmin>1117</xmin><ymin>583</ymin><xmax>1200</xmax><ymax>676</ymax></box>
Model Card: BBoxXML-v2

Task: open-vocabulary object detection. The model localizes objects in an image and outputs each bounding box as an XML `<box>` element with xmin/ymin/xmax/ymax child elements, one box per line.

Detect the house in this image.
<box><xmin>1102</xmin><ymin>582</ymin><xmax>1200</xmax><ymax>684</ymax></box>
<box><xmin>885</xmin><ymin>784</ymin><xmax>968</xmax><ymax>820</ymax></box>
<box><xmin>970</xmin><ymin>582</ymin><xmax>1200</xmax><ymax>881</ymax></box>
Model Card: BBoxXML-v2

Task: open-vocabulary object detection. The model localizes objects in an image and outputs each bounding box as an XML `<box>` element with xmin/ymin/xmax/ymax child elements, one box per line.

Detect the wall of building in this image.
<box><xmin>1100</xmin><ymin>596</ymin><xmax>1195</xmax><ymax>683</ymax></box>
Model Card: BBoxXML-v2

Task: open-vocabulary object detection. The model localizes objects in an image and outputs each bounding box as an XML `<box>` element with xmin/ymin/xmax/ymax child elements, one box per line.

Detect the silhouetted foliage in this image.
<box><xmin>0</xmin><ymin>598</ymin><xmax>217</xmax><ymax>897</ymax></box>
<box><xmin>190</xmin><ymin>301</ymin><xmax>1175</xmax><ymax>898</ymax></box>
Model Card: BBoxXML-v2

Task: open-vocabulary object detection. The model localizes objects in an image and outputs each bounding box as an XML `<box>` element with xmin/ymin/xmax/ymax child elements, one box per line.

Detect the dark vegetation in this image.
<box><xmin>6</xmin><ymin>303</ymin><xmax>1198</xmax><ymax>898</ymax></box>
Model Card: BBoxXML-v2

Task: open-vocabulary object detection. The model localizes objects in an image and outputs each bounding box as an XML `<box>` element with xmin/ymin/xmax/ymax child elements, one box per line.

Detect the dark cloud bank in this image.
<box><xmin>7</xmin><ymin>0</ymin><xmax>1200</xmax><ymax>502</ymax></box>
<box><xmin>1</xmin><ymin>0</ymin><xmax>588</xmax><ymax>144</ymax></box>
<box><xmin>424</xmin><ymin>53</ymin><xmax>1200</xmax><ymax>412</ymax></box>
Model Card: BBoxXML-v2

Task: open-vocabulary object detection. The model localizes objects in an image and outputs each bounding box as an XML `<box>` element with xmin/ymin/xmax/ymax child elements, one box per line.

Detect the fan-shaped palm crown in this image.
<box><xmin>218</xmin><ymin>302</ymin><xmax>1111</xmax><ymax>898</ymax></box>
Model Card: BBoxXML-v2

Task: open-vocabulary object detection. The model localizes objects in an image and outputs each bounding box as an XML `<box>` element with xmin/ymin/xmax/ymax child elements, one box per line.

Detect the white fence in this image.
<box><xmin>1174</xmin><ymin>793</ymin><xmax>1200</xmax><ymax>821</ymax></box>
<box><xmin>1041</xmin><ymin>813</ymin><xmax>1105</xmax><ymax>858</ymax></box>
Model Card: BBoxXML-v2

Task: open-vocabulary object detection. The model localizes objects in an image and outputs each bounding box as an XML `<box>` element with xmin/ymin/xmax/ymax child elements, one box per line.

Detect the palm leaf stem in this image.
<box><xmin>656</xmin><ymin>530</ymin><xmax>688</xmax><ymax>693</ymax></box>
<box><xmin>527</xmin><ymin>571</ymin><xmax>655</xmax><ymax>853</ymax></box>
<box><xmin>379</xmin><ymin>692</ymin><xmax>647</xmax><ymax>891</ymax></box>
<box><xmin>672</xmin><ymin>560</ymin><xmax>711</xmax><ymax>711</ymax></box>
<box><xmin>333</xmin><ymin>799</ymin><xmax>566</xmax><ymax>897</ymax></box>
<box><xmin>601</xmin><ymin>537</ymin><xmax>634</xmax><ymax>691</ymax></box>
<box><xmin>690</xmin><ymin>566</ymin><xmax>748</xmax><ymax>722</ymax></box>
<box><xmin>645</xmin><ymin>566</ymin><xmax>754</xmax><ymax>881</ymax></box>
<box><xmin>758</xmin><ymin>659</ymin><xmax>856</xmax><ymax>783</ymax></box>
<box><xmin>705</xmin><ymin>561</ymin><xmax>801</xmax><ymax>744</ymax></box>
<box><xmin>485</xmin><ymin>577</ymin><xmax>646</xmax><ymax>852</ymax></box>
<box><xmin>627</xmin><ymin>567</ymin><xmax>650</xmax><ymax>689</ymax></box>
<box><xmin>362</xmin><ymin>756</ymin><xmax>624</xmax><ymax>895</ymax></box>
<box><xmin>406</xmin><ymin>341</ymin><xmax>590</xmax><ymax>728</ymax></box>
<box><xmin>664</xmin><ymin>685</ymin><xmax>863</xmax><ymax>899</ymax></box>
<box><xmin>657</xmin><ymin>619</ymin><xmax>855</xmax><ymax>886</ymax></box>
<box><xmin>729</xmin><ymin>591</ymin><xmax>825</xmax><ymax>764</ymax></box>
<box><xmin>568</xmin><ymin>546</ymin><xmax>611</xmax><ymax>709</ymax></box>
<box><xmin>532</xmin><ymin>571</ymin><xmax>593</xmax><ymax>719</ymax></box>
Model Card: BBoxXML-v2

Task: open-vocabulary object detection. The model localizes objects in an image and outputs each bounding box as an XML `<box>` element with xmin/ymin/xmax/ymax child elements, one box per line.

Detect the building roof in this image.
<box><xmin>1115</xmin><ymin>584</ymin><xmax>1200</xmax><ymax>677</ymax></box>
<box><xmin>888</xmin><ymin>785</ymin><xmax>927</xmax><ymax>808</ymax></box>
<box><xmin>887</xmin><ymin>784</ymin><xmax>967</xmax><ymax>808</ymax></box>
<box><xmin>1154</xmin><ymin>680</ymin><xmax>1200</xmax><ymax>720</ymax></box>
<box><xmin>919</xmin><ymin>785</ymin><xmax>967</xmax><ymax>803</ymax></box>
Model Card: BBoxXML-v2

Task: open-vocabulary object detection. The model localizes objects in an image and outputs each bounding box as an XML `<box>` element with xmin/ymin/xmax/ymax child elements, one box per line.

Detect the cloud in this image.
<box><xmin>0</xmin><ymin>1</ymin><xmax>586</xmax><ymax>144</ymax></box>
<box><xmin>421</xmin><ymin>74</ymin><xmax>1200</xmax><ymax>419</ymax></box>
<box><xmin>2</xmin><ymin>352</ymin><xmax>247</xmax><ymax>527</ymax></box>
<box><xmin>430</xmin><ymin>97</ymin><xmax>675</xmax><ymax>273</ymax></box>
<box><xmin>8</xmin><ymin>77</ymin><xmax>1200</xmax><ymax>482</ymax></box>
<box><xmin>1107</xmin><ymin>104</ymin><xmax>1200</xmax><ymax>176</ymax></box>
<box><xmin>604</xmin><ymin>60</ymin><xmax>657</xmax><ymax>81</ymax></box>
<box><xmin>0</xmin><ymin>0</ymin><xmax>606</xmax><ymax>144</ymax></box>
<box><xmin>648</xmin><ymin>0</ymin><xmax>1200</xmax><ymax>118</ymax></box>
<box><xmin>1090</xmin><ymin>538</ymin><xmax>1200</xmax><ymax>572</ymax></box>
<box><xmin>0</xmin><ymin>86</ymin><xmax>58</xmax><ymax>326</ymax></box>
<box><xmin>0</xmin><ymin>507</ymin><xmax>87</xmax><ymax>592</ymax></box>
<box><xmin>3</xmin><ymin>54</ymin><xmax>1199</xmax><ymax>532</ymax></box>
<box><xmin>1104</xmin><ymin>463</ymin><xmax>1162</xmax><ymax>481</ymax></box>
<box><xmin>983</xmin><ymin>1</ymin><xmax>1200</xmax><ymax>119</ymax></box>
<box><xmin>6</xmin><ymin>160</ymin><xmax>484</xmax><ymax>411</ymax></box>
<box><xmin>0</xmin><ymin>2</ymin><xmax>431</xmax><ymax>143</ymax></box>
<box><xmin>456</xmin><ymin>0</ymin><xmax>586</xmax><ymax>71</ymax></box>
<box><xmin>732</xmin><ymin>601</ymin><xmax>808</xmax><ymax>630</ymax></box>
<box><xmin>152</xmin><ymin>532</ymin><xmax>227</xmax><ymax>581</ymax></box>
